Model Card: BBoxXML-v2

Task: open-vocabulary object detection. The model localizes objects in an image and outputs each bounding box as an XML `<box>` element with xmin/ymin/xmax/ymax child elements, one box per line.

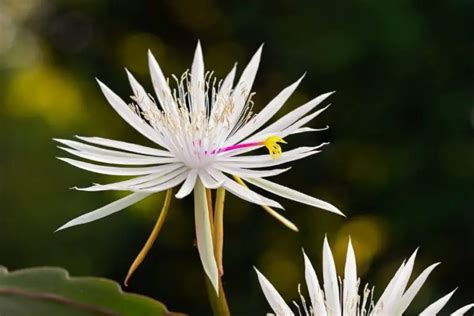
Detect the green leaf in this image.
<box><xmin>0</xmin><ymin>266</ymin><xmax>184</xmax><ymax>316</ymax></box>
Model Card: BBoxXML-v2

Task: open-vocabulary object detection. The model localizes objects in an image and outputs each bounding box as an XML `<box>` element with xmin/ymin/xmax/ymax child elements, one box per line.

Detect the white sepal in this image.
<box><xmin>56</xmin><ymin>192</ymin><xmax>151</xmax><ymax>231</ymax></box>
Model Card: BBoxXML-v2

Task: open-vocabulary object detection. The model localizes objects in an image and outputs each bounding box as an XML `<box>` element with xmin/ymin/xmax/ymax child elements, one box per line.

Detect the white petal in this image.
<box><xmin>58</xmin><ymin>147</ymin><xmax>176</xmax><ymax>166</ymax></box>
<box><xmin>280</xmin><ymin>105</ymin><xmax>331</xmax><ymax>137</ymax></box>
<box><xmin>291</xmin><ymin>126</ymin><xmax>329</xmax><ymax>135</ymax></box>
<box><xmin>55</xmin><ymin>192</ymin><xmax>151</xmax><ymax>231</ymax></box>
<box><xmin>131</xmin><ymin>167</ymin><xmax>187</xmax><ymax>190</ymax></box>
<box><xmin>226</xmin><ymin>75</ymin><xmax>304</xmax><ymax>145</ymax></box>
<box><xmin>175</xmin><ymin>169</ymin><xmax>198</xmax><ymax>199</ymax></box>
<box><xmin>75</xmin><ymin>136</ymin><xmax>173</xmax><ymax>157</ymax></box>
<box><xmin>77</xmin><ymin>164</ymin><xmax>183</xmax><ymax>191</ymax></box>
<box><xmin>191</xmin><ymin>41</ymin><xmax>205</xmax><ymax>114</ymax></box>
<box><xmin>255</xmin><ymin>91</ymin><xmax>334</xmax><ymax>137</ymax></box>
<box><xmin>223</xmin><ymin>151</ymin><xmax>320</xmax><ymax>169</ymax></box>
<box><xmin>194</xmin><ymin>179</ymin><xmax>219</xmax><ymax>293</ymax></box>
<box><xmin>255</xmin><ymin>268</ymin><xmax>294</xmax><ymax>316</ymax></box>
<box><xmin>343</xmin><ymin>238</ymin><xmax>358</xmax><ymax>316</ymax></box>
<box><xmin>225</xmin><ymin>46</ymin><xmax>263</xmax><ymax>135</ymax></box>
<box><xmin>58</xmin><ymin>157</ymin><xmax>176</xmax><ymax>176</ymax></box>
<box><xmin>207</xmin><ymin>169</ymin><xmax>283</xmax><ymax>209</ymax></box>
<box><xmin>138</xmin><ymin>172</ymin><xmax>188</xmax><ymax>193</ymax></box>
<box><xmin>212</xmin><ymin>64</ymin><xmax>236</xmax><ymax>117</ymax></box>
<box><xmin>303</xmin><ymin>250</ymin><xmax>327</xmax><ymax>316</ymax></box>
<box><xmin>396</xmin><ymin>262</ymin><xmax>440</xmax><ymax>314</ymax></box>
<box><xmin>243</xmin><ymin>178</ymin><xmax>344</xmax><ymax>216</ymax></box>
<box><xmin>126</xmin><ymin>68</ymin><xmax>156</xmax><ymax>115</ymax></box>
<box><xmin>373</xmin><ymin>260</ymin><xmax>407</xmax><ymax>313</ymax></box>
<box><xmin>420</xmin><ymin>289</ymin><xmax>457</xmax><ymax>316</ymax></box>
<box><xmin>148</xmin><ymin>50</ymin><xmax>178</xmax><ymax>115</ymax></box>
<box><xmin>218</xmin><ymin>146</ymin><xmax>321</xmax><ymax>168</ymax></box>
<box><xmin>451</xmin><ymin>303</ymin><xmax>474</xmax><ymax>316</ymax></box>
<box><xmin>382</xmin><ymin>249</ymin><xmax>419</xmax><ymax>314</ymax></box>
<box><xmin>55</xmin><ymin>138</ymin><xmax>166</xmax><ymax>159</ymax></box>
<box><xmin>96</xmin><ymin>80</ymin><xmax>166</xmax><ymax>147</ymax></box>
<box><xmin>198</xmin><ymin>170</ymin><xmax>224</xmax><ymax>189</ymax></box>
<box><xmin>322</xmin><ymin>237</ymin><xmax>341</xmax><ymax>315</ymax></box>
<box><xmin>215</xmin><ymin>165</ymin><xmax>291</xmax><ymax>178</ymax></box>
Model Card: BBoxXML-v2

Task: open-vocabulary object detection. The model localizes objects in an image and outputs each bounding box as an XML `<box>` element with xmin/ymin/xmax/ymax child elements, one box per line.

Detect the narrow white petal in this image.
<box><xmin>58</xmin><ymin>147</ymin><xmax>176</xmax><ymax>165</ymax></box>
<box><xmin>58</xmin><ymin>157</ymin><xmax>176</xmax><ymax>176</ymax></box>
<box><xmin>226</xmin><ymin>46</ymin><xmax>263</xmax><ymax>133</ymax></box>
<box><xmin>244</xmin><ymin>178</ymin><xmax>344</xmax><ymax>216</ymax></box>
<box><xmin>280</xmin><ymin>105</ymin><xmax>331</xmax><ymax>137</ymax></box>
<box><xmin>303</xmin><ymin>250</ymin><xmax>327</xmax><ymax>316</ymax></box>
<box><xmin>191</xmin><ymin>41</ymin><xmax>205</xmax><ymax>114</ymax></box>
<box><xmin>218</xmin><ymin>146</ymin><xmax>321</xmax><ymax>168</ymax></box>
<box><xmin>55</xmin><ymin>138</ymin><xmax>166</xmax><ymax>159</ymax></box>
<box><xmin>216</xmin><ymin>165</ymin><xmax>291</xmax><ymax>178</ymax></box>
<box><xmin>96</xmin><ymin>80</ymin><xmax>166</xmax><ymax>147</ymax></box>
<box><xmin>256</xmin><ymin>91</ymin><xmax>334</xmax><ymax>137</ymax></box>
<box><xmin>175</xmin><ymin>169</ymin><xmax>197</xmax><ymax>199</ymax></box>
<box><xmin>291</xmin><ymin>126</ymin><xmax>328</xmax><ymax>135</ymax></box>
<box><xmin>396</xmin><ymin>262</ymin><xmax>440</xmax><ymax>314</ymax></box>
<box><xmin>451</xmin><ymin>303</ymin><xmax>474</xmax><ymax>316</ymax></box>
<box><xmin>222</xmin><ymin>150</ymin><xmax>319</xmax><ymax>169</ymax></box>
<box><xmin>373</xmin><ymin>260</ymin><xmax>407</xmax><ymax>313</ymax></box>
<box><xmin>132</xmin><ymin>167</ymin><xmax>188</xmax><ymax>191</ymax></box>
<box><xmin>77</xmin><ymin>164</ymin><xmax>183</xmax><ymax>192</ymax></box>
<box><xmin>322</xmin><ymin>237</ymin><xmax>341</xmax><ymax>315</ymax></box>
<box><xmin>138</xmin><ymin>172</ymin><xmax>188</xmax><ymax>193</ymax></box>
<box><xmin>194</xmin><ymin>179</ymin><xmax>219</xmax><ymax>293</ymax></box>
<box><xmin>207</xmin><ymin>169</ymin><xmax>283</xmax><ymax>209</ymax></box>
<box><xmin>255</xmin><ymin>268</ymin><xmax>294</xmax><ymax>316</ymax></box>
<box><xmin>198</xmin><ymin>170</ymin><xmax>224</xmax><ymax>189</ymax></box>
<box><xmin>226</xmin><ymin>75</ymin><xmax>304</xmax><ymax>145</ymax></box>
<box><xmin>75</xmin><ymin>136</ymin><xmax>173</xmax><ymax>157</ymax></box>
<box><xmin>420</xmin><ymin>289</ymin><xmax>457</xmax><ymax>316</ymax></box>
<box><xmin>382</xmin><ymin>249</ymin><xmax>419</xmax><ymax>314</ymax></box>
<box><xmin>126</xmin><ymin>68</ymin><xmax>156</xmax><ymax>115</ymax></box>
<box><xmin>55</xmin><ymin>192</ymin><xmax>151</xmax><ymax>231</ymax></box>
<box><xmin>212</xmin><ymin>64</ymin><xmax>236</xmax><ymax>117</ymax></box>
<box><xmin>343</xmin><ymin>238</ymin><xmax>358</xmax><ymax>316</ymax></box>
<box><xmin>148</xmin><ymin>50</ymin><xmax>178</xmax><ymax>115</ymax></box>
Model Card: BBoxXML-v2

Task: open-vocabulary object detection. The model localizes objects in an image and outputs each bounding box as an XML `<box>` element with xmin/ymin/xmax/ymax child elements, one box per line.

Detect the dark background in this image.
<box><xmin>0</xmin><ymin>0</ymin><xmax>473</xmax><ymax>315</ymax></box>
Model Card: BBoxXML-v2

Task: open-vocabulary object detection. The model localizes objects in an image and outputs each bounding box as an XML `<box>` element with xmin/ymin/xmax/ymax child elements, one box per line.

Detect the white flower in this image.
<box><xmin>256</xmin><ymin>237</ymin><xmax>473</xmax><ymax>316</ymax></box>
<box><xmin>54</xmin><ymin>42</ymin><xmax>344</xmax><ymax>291</ymax></box>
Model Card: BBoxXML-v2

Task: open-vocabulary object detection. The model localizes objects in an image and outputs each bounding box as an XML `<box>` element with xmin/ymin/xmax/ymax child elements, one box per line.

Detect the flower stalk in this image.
<box><xmin>205</xmin><ymin>275</ymin><xmax>230</xmax><ymax>316</ymax></box>
<box><xmin>204</xmin><ymin>186</ymin><xmax>230</xmax><ymax>316</ymax></box>
<box><xmin>213</xmin><ymin>187</ymin><xmax>225</xmax><ymax>275</ymax></box>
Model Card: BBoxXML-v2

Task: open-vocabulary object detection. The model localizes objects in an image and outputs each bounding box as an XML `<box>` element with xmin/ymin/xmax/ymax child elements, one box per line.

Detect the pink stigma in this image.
<box><xmin>205</xmin><ymin>141</ymin><xmax>263</xmax><ymax>155</ymax></box>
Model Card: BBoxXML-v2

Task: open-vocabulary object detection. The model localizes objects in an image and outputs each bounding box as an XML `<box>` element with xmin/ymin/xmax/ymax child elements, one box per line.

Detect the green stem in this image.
<box><xmin>213</xmin><ymin>187</ymin><xmax>225</xmax><ymax>275</ymax></box>
<box><xmin>205</xmin><ymin>188</ymin><xmax>231</xmax><ymax>316</ymax></box>
<box><xmin>206</xmin><ymin>274</ymin><xmax>230</xmax><ymax>316</ymax></box>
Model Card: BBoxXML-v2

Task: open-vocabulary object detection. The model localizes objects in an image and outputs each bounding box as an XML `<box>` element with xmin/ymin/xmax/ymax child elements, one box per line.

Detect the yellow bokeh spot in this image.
<box><xmin>264</xmin><ymin>135</ymin><xmax>287</xmax><ymax>159</ymax></box>
<box><xmin>5</xmin><ymin>64</ymin><xmax>83</xmax><ymax>127</ymax></box>
<box><xmin>333</xmin><ymin>215</ymin><xmax>387</xmax><ymax>275</ymax></box>
<box><xmin>117</xmin><ymin>33</ymin><xmax>166</xmax><ymax>75</ymax></box>
<box><xmin>258</xmin><ymin>250</ymin><xmax>300</xmax><ymax>297</ymax></box>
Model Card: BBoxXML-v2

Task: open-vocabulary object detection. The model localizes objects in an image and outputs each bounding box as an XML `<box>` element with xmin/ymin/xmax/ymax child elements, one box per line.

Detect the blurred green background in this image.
<box><xmin>0</xmin><ymin>0</ymin><xmax>473</xmax><ymax>314</ymax></box>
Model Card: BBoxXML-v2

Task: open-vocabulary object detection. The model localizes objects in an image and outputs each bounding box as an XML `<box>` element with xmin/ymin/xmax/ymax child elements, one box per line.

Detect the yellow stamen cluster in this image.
<box><xmin>264</xmin><ymin>135</ymin><xmax>286</xmax><ymax>159</ymax></box>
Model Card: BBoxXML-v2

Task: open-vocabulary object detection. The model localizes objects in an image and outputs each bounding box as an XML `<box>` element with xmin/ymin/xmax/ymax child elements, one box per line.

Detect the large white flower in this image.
<box><xmin>256</xmin><ymin>237</ymin><xmax>473</xmax><ymax>316</ymax></box>
<box><xmin>54</xmin><ymin>42</ymin><xmax>343</xmax><ymax>291</ymax></box>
